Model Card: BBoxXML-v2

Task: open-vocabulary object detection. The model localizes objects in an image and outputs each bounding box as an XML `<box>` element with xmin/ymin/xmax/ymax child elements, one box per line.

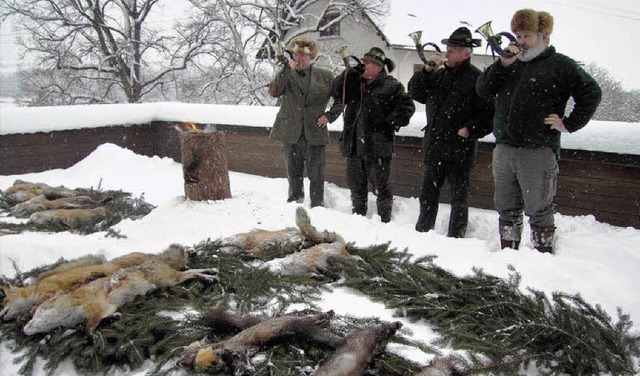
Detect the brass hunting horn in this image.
<box><xmin>474</xmin><ymin>21</ymin><xmax>520</xmax><ymax>58</ymax></box>
<box><xmin>272</xmin><ymin>41</ymin><xmax>293</xmax><ymax>66</ymax></box>
<box><xmin>336</xmin><ymin>46</ymin><xmax>362</xmax><ymax>109</ymax></box>
<box><xmin>408</xmin><ymin>31</ymin><xmax>442</xmax><ymax>67</ymax></box>
<box><xmin>336</xmin><ymin>45</ymin><xmax>362</xmax><ymax>70</ymax></box>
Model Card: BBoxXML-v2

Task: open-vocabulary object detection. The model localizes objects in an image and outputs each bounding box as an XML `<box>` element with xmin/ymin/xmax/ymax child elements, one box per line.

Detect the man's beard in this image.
<box><xmin>518</xmin><ymin>37</ymin><xmax>547</xmax><ymax>62</ymax></box>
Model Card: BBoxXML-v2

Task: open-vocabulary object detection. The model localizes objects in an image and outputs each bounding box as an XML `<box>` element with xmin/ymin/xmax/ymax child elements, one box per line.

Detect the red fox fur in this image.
<box><xmin>218</xmin><ymin>206</ymin><xmax>343</xmax><ymax>253</ymax></box>
<box><xmin>1</xmin><ymin>245</ymin><xmax>190</xmax><ymax>321</ymax></box>
<box><xmin>23</xmin><ymin>248</ymin><xmax>216</xmax><ymax>335</ymax></box>
<box><xmin>260</xmin><ymin>241</ymin><xmax>356</xmax><ymax>276</ymax></box>
<box><xmin>11</xmin><ymin>195</ymin><xmax>101</xmax><ymax>218</ymax></box>
<box><xmin>2</xmin><ymin>180</ymin><xmax>77</xmax><ymax>203</ymax></box>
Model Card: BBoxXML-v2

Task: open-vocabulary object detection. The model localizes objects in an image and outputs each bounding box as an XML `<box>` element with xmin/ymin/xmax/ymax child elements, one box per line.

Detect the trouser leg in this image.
<box><xmin>415</xmin><ymin>162</ymin><xmax>445</xmax><ymax>232</ymax></box>
<box><xmin>447</xmin><ymin>164</ymin><xmax>470</xmax><ymax>238</ymax></box>
<box><xmin>283</xmin><ymin>141</ymin><xmax>305</xmax><ymax>202</ymax></box>
<box><xmin>306</xmin><ymin>145</ymin><xmax>326</xmax><ymax>207</ymax></box>
<box><xmin>346</xmin><ymin>157</ymin><xmax>368</xmax><ymax>215</ymax></box>
<box><xmin>493</xmin><ymin>144</ymin><xmax>524</xmax><ymax>249</ymax></box>
<box><xmin>370</xmin><ymin>157</ymin><xmax>393</xmax><ymax>223</ymax></box>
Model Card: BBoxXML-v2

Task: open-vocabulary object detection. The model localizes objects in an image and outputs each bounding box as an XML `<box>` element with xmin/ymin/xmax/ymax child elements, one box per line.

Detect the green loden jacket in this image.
<box><xmin>268</xmin><ymin>65</ymin><xmax>337</xmax><ymax>145</ymax></box>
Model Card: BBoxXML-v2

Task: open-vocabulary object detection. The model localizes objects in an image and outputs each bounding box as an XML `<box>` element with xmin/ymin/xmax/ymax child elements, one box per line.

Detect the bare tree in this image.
<box><xmin>181</xmin><ymin>0</ymin><xmax>389</xmax><ymax>105</ymax></box>
<box><xmin>584</xmin><ymin>62</ymin><xmax>640</xmax><ymax>122</ymax></box>
<box><xmin>0</xmin><ymin>0</ymin><xmax>215</xmax><ymax>104</ymax></box>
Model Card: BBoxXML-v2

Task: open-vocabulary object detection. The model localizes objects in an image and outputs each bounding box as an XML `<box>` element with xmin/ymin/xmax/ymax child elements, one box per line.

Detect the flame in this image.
<box><xmin>173</xmin><ymin>122</ymin><xmax>201</xmax><ymax>133</ymax></box>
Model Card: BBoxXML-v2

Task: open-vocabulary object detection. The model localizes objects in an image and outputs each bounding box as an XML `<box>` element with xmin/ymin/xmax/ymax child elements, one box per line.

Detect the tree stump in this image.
<box><xmin>180</xmin><ymin>131</ymin><xmax>231</xmax><ymax>201</ymax></box>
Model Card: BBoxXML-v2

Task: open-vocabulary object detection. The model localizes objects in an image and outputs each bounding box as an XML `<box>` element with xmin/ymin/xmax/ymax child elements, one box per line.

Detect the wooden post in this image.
<box><xmin>180</xmin><ymin>131</ymin><xmax>231</xmax><ymax>201</ymax></box>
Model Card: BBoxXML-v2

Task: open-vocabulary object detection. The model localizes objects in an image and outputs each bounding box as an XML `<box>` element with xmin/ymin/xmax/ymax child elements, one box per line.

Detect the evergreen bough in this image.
<box><xmin>0</xmin><ymin>241</ymin><xmax>638</xmax><ymax>375</ymax></box>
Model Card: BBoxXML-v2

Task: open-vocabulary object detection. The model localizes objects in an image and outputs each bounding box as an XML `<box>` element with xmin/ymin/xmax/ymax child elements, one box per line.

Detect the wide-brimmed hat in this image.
<box><xmin>441</xmin><ymin>27</ymin><xmax>482</xmax><ymax>48</ymax></box>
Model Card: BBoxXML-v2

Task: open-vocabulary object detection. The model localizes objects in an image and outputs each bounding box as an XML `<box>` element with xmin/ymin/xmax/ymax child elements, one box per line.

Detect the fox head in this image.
<box><xmin>0</xmin><ymin>285</ymin><xmax>38</xmax><ymax>321</ymax></box>
<box><xmin>158</xmin><ymin>244</ymin><xmax>190</xmax><ymax>270</ymax></box>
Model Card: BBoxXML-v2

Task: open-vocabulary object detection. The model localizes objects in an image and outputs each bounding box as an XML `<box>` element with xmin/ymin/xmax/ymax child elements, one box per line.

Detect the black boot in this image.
<box><xmin>500</xmin><ymin>239</ymin><xmax>521</xmax><ymax>250</ymax></box>
<box><xmin>352</xmin><ymin>201</ymin><xmax>367</xmax><ymax>216</ymax></box>
<box><xmin>532</xmin><ymin>226</ymin><xmax>556</xmax><ymax>254</ymax></box>
<box><xmin>377</xmin><ymin>199</ymin><xmax>393</xmax><ymax>223</ymax></box>
<box><xmin>499</xmin><ymin>219</ymin><xmax>522</xmax><ymax>250</ymax></box>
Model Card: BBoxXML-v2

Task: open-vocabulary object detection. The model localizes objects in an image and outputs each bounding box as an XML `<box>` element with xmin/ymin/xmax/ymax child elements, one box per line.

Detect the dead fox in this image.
<box><xmin>260</xmin><ymin>241</ymin><xmax>356</xmax><ymax>277</ymax></box>
<box><xmin>1</xmin><ymin>180</ymin><xmax>78</xmax><ymax>204</ymax></box>
<box><xmin>27</xmin><ymin>207</ymin><xmax>108</xmax><ymax>229</ymax></box>
<box><xmin>11</xmin><ymin>195</ymin><xmax>101</xmax><ymax>218</ymax></box>
<box><xmin>1</xmin><ymin>245</ymin><xmax>190</xmax><ymax>321</ymax></box>
<box><xmin>314</xmin><ymin>321</ymin><xmax>402</xmax><ymax>376</ymax></box>
<box><xmin>23</xmin><ymin>253</ymin><xmax>217</xmax><ymax>335</ymax></box>
<box><xmin>217</xmin><ymin>206</ymin><xmax>343</xmax><ymax>253</ymax></box>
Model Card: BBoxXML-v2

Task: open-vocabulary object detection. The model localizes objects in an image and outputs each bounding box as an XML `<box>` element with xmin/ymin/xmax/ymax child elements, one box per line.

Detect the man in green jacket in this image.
<box><xmin>476</xmin><ymin>9</ymin><xmax>601</xmax><ymax>253</ymax></box>
<box><xmin>268</xmin><ymin>37</ymin><xmax>338</xmax><ymax>208</ymax></box>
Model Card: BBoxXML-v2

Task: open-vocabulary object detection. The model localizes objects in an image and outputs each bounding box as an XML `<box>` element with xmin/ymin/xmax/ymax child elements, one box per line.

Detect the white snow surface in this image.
<box><xmin>0</xmin><ymin>103</ymin><xmax>639</xmax><ymax>375</ymax></box>
<box><xmin>1</xmin><ymin>102</ymin><xmax>639</xmax><ymax>155</ymax></box>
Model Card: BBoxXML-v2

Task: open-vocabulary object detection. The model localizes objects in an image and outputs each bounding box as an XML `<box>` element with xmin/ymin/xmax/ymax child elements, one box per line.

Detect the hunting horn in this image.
<box><xmin>474</xmin><ymin>21</ymin><xmax>520</xmax><ymax>58</ymax></box>
<box><xmin>408</xmin><ymin>30</ymin><xmax>442</xmax><ymax>67</ymax></box>
<box><xmin>336</xmin><ymin>45</ymin><xmax>362</xmax><ymax>70</ymax></box>
<box><xmin>272</xmin><ymin>41</ymin><xmax>293</xmax><ymax>66</ymax></box>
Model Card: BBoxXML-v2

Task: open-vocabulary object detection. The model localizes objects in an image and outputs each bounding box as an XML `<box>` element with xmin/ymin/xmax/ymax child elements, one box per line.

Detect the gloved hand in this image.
<box><xmin>352</xmin><ymin>63</ymin><xmax>365</xmax><ymax>75</ymax></box>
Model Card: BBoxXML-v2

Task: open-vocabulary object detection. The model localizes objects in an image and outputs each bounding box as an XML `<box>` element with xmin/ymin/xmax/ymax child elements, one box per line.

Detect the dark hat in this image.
<box><xmin>441</xmin><ymin>27</ymin><xmax>482</xmax><ymax>48</ymax></box>
<box><xmin>361</xmin><ymin>47</ymin><xmax>387</xmax><ymax>67</ymax></box>
<box><xmin>361</xmin><ymin>47</ymin><xmax>395</xmax><ymax>72</ymax></box>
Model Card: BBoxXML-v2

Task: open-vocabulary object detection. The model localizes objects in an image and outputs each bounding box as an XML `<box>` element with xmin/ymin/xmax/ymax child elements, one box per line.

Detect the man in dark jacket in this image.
<box><xmin>329</xmin><ymin>47</ymin><xmax>415</xmax><ymax>222</ymax></box>
<box><xmin>476</xmin><ymin>9</ymin><xmax>601</xmax><ymax>253</ymax></box>
<box><xmin>268</xmin><ymin>37</ymin><xmax>337</xmax><ymax>207</ymax></box>
<box><xmin>408</xmin><ymin>27</ymin><xmax>494</xmax><ymax>238</ymax></box>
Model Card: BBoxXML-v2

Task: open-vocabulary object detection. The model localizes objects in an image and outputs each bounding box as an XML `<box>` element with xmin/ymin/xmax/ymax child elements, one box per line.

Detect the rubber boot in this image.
<box><xmin>499</xmin><ymin>219</ymin><xmax>522</xmax><ymax>250</ymax></box>
<box><xmin>532</xmin><ymin>226</ymin><xmax>555</xmax><ymax>254</ymax></box>
<box><xmin>378</xmin><ymin>200</ymin><xmax>393</xmax><ymax>223</ymax></box>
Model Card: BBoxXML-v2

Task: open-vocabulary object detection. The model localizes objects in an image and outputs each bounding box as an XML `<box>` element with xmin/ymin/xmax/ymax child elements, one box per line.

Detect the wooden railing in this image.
<box><xmin>1</xmin><ymin>121</ymin><xmax>638</xmax><ymax>229</ymax></box>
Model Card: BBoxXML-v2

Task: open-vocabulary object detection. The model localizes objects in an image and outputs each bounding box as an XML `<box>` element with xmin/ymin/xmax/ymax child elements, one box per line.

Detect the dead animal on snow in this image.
<box><xmin>414</xmin><ymin>356</ymin><xmax>463</xmax><ymax>376</ymax></box>
<box><xmin>314</xmin><ymin>321</ymin><xmax>403</xmax><ymax>376</ymax></box>
<box><xmin>23</xmin><ymin>248</ymin><xmax>217</xmax><ymax>335</ymax></box>
<box><xmin>1</xmin><ymin>245</ymin><xmax>191</xmax><ymax>321</ymax></box>
<box><xmin>10</xmin><ymin>194</ymin><xmax>103</xmax><ymax>218</ymax></box>
<box><xmin>260</xmin><ymin>241</ymin><xmax>359</xmax><ymax>278</ymax></box>
<box><xmin>1</xmin><ymin>180</ymin><xmax>78</xmax><ymax>204</ymax></box>
<box><xmin>27</xmin><ymin>207</ymin><xmax>108</xmax><ymax>230</ymax></box>
<box><xmin>216</xmin><ymin>206</ymin><xmax>343</xmax><ymax>254</ymax></box>
<box><xmin>179</xmin><ymin>310</ymin><xmax>344</xmax><ymax>374</ymax></box>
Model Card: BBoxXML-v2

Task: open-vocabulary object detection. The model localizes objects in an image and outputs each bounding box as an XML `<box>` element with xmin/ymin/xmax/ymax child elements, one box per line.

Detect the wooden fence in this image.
<box><xmin>1</xmin><ymin>121</ymin><xmax>638</xmax><ymax>229</ymax></box>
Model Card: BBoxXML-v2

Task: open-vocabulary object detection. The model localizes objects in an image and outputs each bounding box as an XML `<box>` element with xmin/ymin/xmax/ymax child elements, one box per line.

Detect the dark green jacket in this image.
<box><xmin>269</xmin><ymin>65</ymin><xmax>336</xmax><ymax>145</ymax></box>
<box><xmin>409</xmin><ymin>59</ymin><xmax>494</xmax><ymax>166</ymax></box>
<box><xmin>476</xmin><ymin>46</ymin><xmax>601</xmax><ymax>157</ymax></box>
<box><xmin>330</xmin><ymin>69</ymin><xmax>415</xmax><ymax>158</ymax></box>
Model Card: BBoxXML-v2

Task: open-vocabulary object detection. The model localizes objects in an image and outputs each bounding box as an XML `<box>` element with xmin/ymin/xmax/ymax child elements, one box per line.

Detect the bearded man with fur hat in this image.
<box><xmin>326</xmin><ymin>47</ymin><xmax>415</xmax><ymax>222</ymax></box>
<box><xmin>268</xmin><ymin>37</ymin><xmax>338</xmax><ymax>207</ymax></box>
<box><xmin>476</xmin><ymin>9</ymin><xmax>601</xmax><ymax>253</ymax></box>
<box><xmin>408</xmin><ymin>27</ymin><xmax>494</xmax><ymax>238</ymax></box>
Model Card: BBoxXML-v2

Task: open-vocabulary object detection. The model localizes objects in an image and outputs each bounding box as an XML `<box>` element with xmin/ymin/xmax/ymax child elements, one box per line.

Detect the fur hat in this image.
<box><xmin>511</xmin><ymin>9</ymin><xmax>554</xmax><ymax>35</ymax></box>
<box><xmin>287</xmin><ymin>38</ymin><xmax>318</xmax><ymax>59</ymax></box>
<box><xmin>441</xmin><ymin>27</ymin><xmax>482</xmax><ymax>48</ymax></box>
<box><xmin>361</xmin><ymin>47</ymin><xmax>395</xmax><ymax>72</ymax></box>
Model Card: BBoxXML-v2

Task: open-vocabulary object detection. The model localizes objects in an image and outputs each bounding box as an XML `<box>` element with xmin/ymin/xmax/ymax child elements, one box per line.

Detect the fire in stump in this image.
<box><xmin>178</xmin><ymin>124</ymin><xmax>231</xmax><ymax>201</ymax></box>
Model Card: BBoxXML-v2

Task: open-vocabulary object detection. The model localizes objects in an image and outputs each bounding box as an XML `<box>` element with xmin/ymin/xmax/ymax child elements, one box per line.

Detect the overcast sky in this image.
<box><xmin>2</xmin><ymin>0</ymin><xmax>639</xmax><ymax>90</ymax></box>
<box><xmin>385</xmin><ymin>0</ymin><xmax>640</xmax><ymax>90</ymax></box>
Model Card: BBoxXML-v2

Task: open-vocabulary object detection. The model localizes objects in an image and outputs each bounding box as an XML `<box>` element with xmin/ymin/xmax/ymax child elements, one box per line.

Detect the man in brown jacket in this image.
<box><xmin>268</xmin><ymin>37</ymin><xmax>338</xmax><ymax>207</ymax></box>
